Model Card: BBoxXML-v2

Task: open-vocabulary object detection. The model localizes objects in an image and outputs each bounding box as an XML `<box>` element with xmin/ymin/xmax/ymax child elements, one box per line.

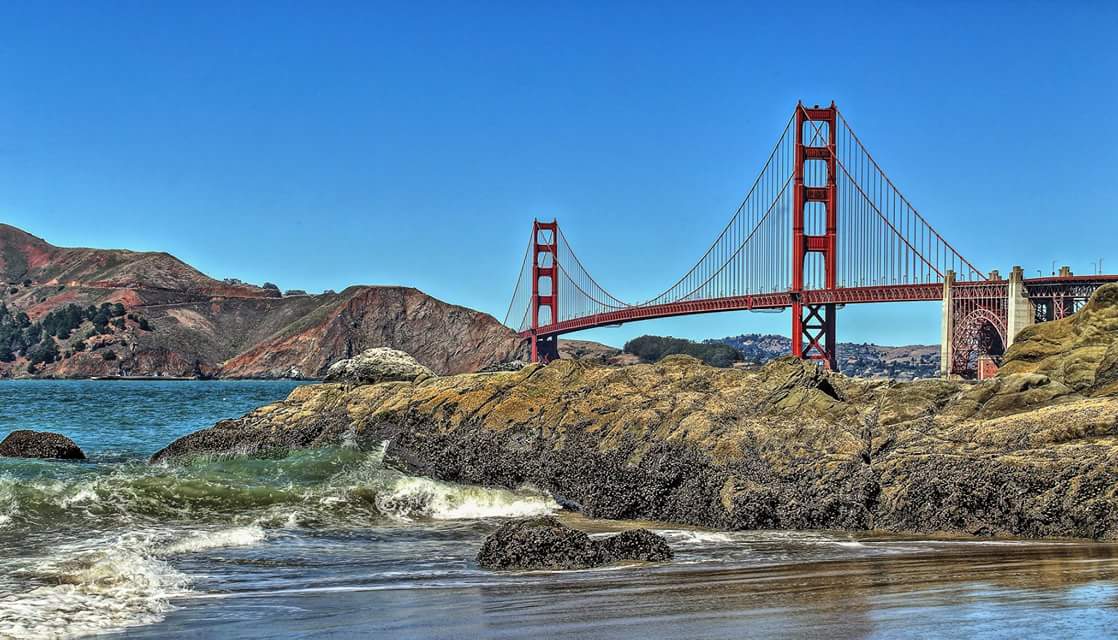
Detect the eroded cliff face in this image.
<box><xmin>218</xmin><ymin>287</ymin><xmax>526</xmax><ymax>377</ymax></box>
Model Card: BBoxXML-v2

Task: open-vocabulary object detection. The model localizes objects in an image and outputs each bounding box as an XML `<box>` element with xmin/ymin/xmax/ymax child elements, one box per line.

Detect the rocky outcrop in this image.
<box><xmin>152</xmin><ymin>348</ymin><xmax>1118</xmax><ymax>539</ymax></box>
<box><xmin>151</xmin><ymin>286</ymin><xmax>1118</xmax><ymax>540</ymax></box>
<box><xmin>0</xmin><ymin>430</ymin><xmax>86</xmax><ymax>460</ymax></box>
<box><xmin>0</xmin><ymin>224</ymin><xmax>526</xmax><ymax>379</ymax></box>
<box><xmin>558</xmin><ymin>339</ymin><xmax>638</xmax><ymax>366</ymax></box>
<box><xmin>1000</xmin><ymin>283</ymin><xmax>1118</xmax><ymax>393</ymax></box>
<box><xmin>479</xmin><ymin>360</ymin><xmax>528</xmax><ymax>373</ymax></box>
<box><xmin>324</xmin><ymin>348</ymin><xmax>434</xmax><ymax>385</ymax></box>
<box><xmin>476</xmin><ymin>516</ymin><xmax>672</xmax><ymax>570</ymax></box>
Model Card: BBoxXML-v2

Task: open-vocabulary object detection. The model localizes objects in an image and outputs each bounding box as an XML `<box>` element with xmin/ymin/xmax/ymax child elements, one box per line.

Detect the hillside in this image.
<box><xmin>563</xmin><ymin>333</ymin><xmax>940</xmax><ymax>379</ymax></box>
<box><xmin>0</xmin><ymin>224</ymin><xmax>525</xmax><ymax>378</ymax></box>
<box><xmin>714</xmin><ymin>333</ymin><xmax>939</xmax><ymax>379</ymax></box>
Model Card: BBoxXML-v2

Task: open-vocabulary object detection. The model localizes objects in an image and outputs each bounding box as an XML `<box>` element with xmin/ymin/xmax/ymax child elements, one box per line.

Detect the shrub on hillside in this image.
<box><xmin>623</xmin><ymin>335</ymin><xmax>742</xmax><ymax>368</ymax></box>
<box><xmin>27</xmin><ymin>339</ymin><xmax>59</xmax><ymax>365</ymax></box>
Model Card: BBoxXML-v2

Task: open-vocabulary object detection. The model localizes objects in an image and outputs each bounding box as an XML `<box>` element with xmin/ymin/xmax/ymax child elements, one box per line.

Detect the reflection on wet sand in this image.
<box><xmin>123</xmin><ymin>521</ymin><xmax>1118</xmax><ymax>639</ymax></box>
<box><xmin>470</xmin><ymin>536</ymin><xmax>1118</xmax><ymax>639</ymax></box>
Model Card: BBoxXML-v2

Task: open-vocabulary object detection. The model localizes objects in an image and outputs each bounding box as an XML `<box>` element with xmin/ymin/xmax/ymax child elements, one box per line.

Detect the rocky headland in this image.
<box><xmin>0</xmin><ymin>224</ymin><xmax>525</xmax><ymax>378</ymax></box>
<box><xmin>150</xmin><ymin>284</ymin><xmax>1118</xmax><ymax>540</ymax></box>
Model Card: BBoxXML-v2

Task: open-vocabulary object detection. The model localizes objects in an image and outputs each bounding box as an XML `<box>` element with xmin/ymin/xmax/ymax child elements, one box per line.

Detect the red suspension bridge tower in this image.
<box><xmin>791</xmin><ymin>103</ymin><xmax>838</xmax><ymax>370</ymax></box>
<box><xmin>529</xmin><ymin>219</ymin><xmax>560</xmax><ymax>363</ymax></box>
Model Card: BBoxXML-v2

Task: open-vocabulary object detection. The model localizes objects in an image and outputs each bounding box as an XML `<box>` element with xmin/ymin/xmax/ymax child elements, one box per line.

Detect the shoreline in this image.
<box><xmin>0</xmin><ymin>376</ymin><xmax>321</xmax><ymax>382</ymax></box>
<box><xmin>148</xmin><ymin>350</ymin><xmax>1118</xmax><ymax>542</ymax></box>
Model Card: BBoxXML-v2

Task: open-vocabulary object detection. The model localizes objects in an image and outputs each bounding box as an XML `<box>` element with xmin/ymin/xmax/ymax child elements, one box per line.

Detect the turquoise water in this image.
<box><xmin>4</xmin><ymin>381</ymin><xmax>1118</xmax><ymax>639</ymax></box>
<box><xmin>0</xmin><ymin>380</ymin><xmax>308</xmax><ymax>460</ymax></box>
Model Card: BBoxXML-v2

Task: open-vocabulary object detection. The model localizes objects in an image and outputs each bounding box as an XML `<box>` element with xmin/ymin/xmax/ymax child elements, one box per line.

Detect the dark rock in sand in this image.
<box><xmin>476</xmin><ymin>516</ymin><xmax>673</xmax><ymax>570</ymax></box>
<box><xmin>0</xmin><ymin>430</ymin><xmax>86</xmax><ymax>460</ymax></box>
<box><xmin>478</xmin><ymin>516</ymin><xmax>600</xmax><ymax>570</ymax></box>
<box><xmin>597</xmin><ymin>528</ymin><xmax>674</xmax><ymax>563</ymax></box>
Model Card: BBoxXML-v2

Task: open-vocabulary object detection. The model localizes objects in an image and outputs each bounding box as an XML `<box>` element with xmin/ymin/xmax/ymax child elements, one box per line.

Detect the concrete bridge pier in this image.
<box><xmin>939</xmin><ymin>270</ymin><xmax>955</xmax><ymax>377</ymax></box>
<box><xmin>1006</xmin><ymin>265</ymin><xmax>1034</xmax><ymax>348</ymax></box>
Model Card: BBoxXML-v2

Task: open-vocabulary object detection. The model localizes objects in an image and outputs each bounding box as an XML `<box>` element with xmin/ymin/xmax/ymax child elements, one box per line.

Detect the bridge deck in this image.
<box><xmin>524</xmin><ymin>276</ymin><xmax>1118</xmax><ymax>339</ymax></box>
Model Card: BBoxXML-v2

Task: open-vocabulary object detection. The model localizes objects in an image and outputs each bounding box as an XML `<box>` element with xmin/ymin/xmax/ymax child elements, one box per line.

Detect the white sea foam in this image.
<box><xmin>0</xmin><ymin>534</ymin><xmax>190</xmax><ymax>640</ymax></box>
<box><xmin>829</xmin><ymin>540</ymin><xmax>867</xmax><ymax>548</ymax></box>
<box><xmin>656</xmin><ymin>530</ymin><xmax>737</xmax><ymax>545</ymax></box>
<box><xmin>60</xmin><ymin>486</ymin><xmax>99</xmax><ymax>509</ymax></box>
<box><xmin>161</xmin><ymin>525</ymin><xmax>266</xmax><ymax>555</ymax></box>
<box><xmin>0</xmin><ymin>524</ymin><xmax>271</xmax><ymax>639</ymax></box>
<box><xmin>375</xmin><ymin>476</ymin><xmax>559</xmax><ymax>521</ymax></box>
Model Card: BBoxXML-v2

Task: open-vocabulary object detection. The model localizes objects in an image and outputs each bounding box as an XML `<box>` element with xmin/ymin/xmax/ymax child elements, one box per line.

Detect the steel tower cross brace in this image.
<box><xmin>530</xmin><ymin>219</ymin><xmax>561</xmax><ymax>363</ymax></box>
<box><xmin>791</xmin><ymin>102</ymin><xmax>838</xmax><ymax>370</ymax></box>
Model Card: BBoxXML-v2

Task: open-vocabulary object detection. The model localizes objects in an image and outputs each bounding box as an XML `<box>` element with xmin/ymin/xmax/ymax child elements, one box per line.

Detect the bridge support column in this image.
<box><xmin>791</xmin><ymin>102</ymin><xmax>839</xmax><ymax>370</ymax></box>
<box><xmin>793</xmin><ymin>302</ymin><xmax>837</xmax><ymax>371</ymax></box>
<box><xmin>1006</xmin><ymin>265</ymin><xmax>1033</xmax><ymax>348</ymax></box>
<box><xmin>532</xmin><ymin>334</ymin><xmax>560</xmax><ymax>363</ymax></box>
<box><xmin>940</xmin><ymin>270</ymin><xmax>955</xmax><ymax>377</ymax></box>
<box><xmin>529</xmin><ymin>219</ymin><xmax>559</xmax><ymax>364</ymax></box>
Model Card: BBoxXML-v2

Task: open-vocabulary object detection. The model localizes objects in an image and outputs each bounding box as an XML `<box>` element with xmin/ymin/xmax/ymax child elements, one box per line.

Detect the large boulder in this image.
<box><xmin>323</xmin><ymin>348</ymin><xmax>434</xmax><ymax>386</ymax></box>
<box><xmin>477</xmin><ymin>516</ymin><xmax>673</xmax><ymax>571</ymax></box>
<box><xmin>0</xmin><ymin>430</ymin><xmax>86</xmax><ymax>460</ymax></box>
<box><xmin>597</xmin><ymin>528</ymin><xmax>674</xmax><ymax>563</ymax></box>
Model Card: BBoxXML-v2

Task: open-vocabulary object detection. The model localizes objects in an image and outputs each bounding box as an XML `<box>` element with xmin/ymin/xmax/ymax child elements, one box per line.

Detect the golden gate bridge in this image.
<box><xmin>503</xmin><ymin>102</ymin><xmax>1117</xmax><ymax>378</ymax></box>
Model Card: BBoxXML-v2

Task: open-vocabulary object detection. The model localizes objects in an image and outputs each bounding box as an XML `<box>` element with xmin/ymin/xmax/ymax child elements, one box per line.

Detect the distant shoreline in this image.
<box><xmin>0</xmin><ymin>376</ymin><xmax>319</xmax><ymax>382</ymax></box>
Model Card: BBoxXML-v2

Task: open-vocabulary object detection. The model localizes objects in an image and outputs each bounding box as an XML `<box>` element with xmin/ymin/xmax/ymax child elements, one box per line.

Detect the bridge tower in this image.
<box><xmin>530</xmin><ymin>219</ymin><xmax>561</xmax><ymax>363</ymax></box>
<box><xmin>791</xmin><ymin>102</ymin><xmax>838</xmax><ymax>370</ymax></box>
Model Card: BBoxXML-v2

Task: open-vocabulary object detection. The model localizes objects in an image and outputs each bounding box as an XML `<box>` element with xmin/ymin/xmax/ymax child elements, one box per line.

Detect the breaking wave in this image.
<box><xmin>0</xmin><ymin>445</ymin><xmax>558</xmax><ymax>638</ymax></box>
<box><xmin>0</xmin><ymin>445</ymin><xmax>557</xmax><ymax>530</ymax></box>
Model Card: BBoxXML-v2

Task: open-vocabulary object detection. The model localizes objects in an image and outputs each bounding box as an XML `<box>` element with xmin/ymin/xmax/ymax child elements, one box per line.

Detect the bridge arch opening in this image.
<box><xmin>951</xmin><ymin>308</ymin><xmax>1006</xmax><ymax>379</ymax></box>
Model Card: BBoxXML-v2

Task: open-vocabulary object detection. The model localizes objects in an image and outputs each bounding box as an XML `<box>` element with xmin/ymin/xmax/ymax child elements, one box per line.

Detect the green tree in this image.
<box><xmin>27</xmin><ymin>339</ymin><xmax>59</xmax><ymax>365</ymax></box>
<box><xmin>623</xmin><ymin>335</ymin><xmax>742</xmax><ymax>368</ymax></box>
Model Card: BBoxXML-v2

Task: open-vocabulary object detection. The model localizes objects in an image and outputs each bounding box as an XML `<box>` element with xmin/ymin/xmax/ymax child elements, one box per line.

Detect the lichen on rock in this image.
<box><xmin>1000</xmin><ymin>282</ymin><xmax>1118</xmax><ymax>393</ymax></box>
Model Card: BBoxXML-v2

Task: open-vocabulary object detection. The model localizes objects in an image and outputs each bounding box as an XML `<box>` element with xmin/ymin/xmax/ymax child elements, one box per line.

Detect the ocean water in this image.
<box><xmin>3</xmin><ymin>381</ymin><xmax>1118</xmax><ymax>639</ymax></box>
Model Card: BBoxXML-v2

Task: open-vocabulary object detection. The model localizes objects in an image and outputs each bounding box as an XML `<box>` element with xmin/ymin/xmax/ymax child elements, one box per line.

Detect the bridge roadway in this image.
<box><xmin>522</xmin><ymin>274</ymin><xmax>1118</xmax><ymax>340</ymax></box>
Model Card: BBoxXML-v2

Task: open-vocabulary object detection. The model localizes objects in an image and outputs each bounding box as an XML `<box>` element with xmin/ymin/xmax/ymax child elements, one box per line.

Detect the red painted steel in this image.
<box><xmin>791</xmin><ymin>102</ymin><xmax>838</xmax><ymax>369</ymax></box>
<box><xmin>520</xmin><ymin>283</ymin><xmax>951</xmax><ymax>339</ymax></box>
<box><xmin>530</xmin><ymin>220</ymin><xmax>560</xmax><ymax>363</ymax></box>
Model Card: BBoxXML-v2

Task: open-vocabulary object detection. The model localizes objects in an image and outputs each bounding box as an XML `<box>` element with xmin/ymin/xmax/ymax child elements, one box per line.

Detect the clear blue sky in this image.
<box><xmin>2</xmin><ymin>2</ymin><xmax>1115</xmax><ymax>347</ymax></box>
